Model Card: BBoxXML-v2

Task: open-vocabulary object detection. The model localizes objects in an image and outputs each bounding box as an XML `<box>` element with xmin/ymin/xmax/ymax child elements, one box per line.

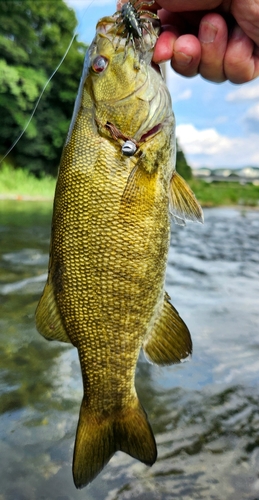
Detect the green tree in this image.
<box><xmin>175</xmin><ymin>139</ymin><xmax>192</xmax><ymax>180</ymax></box>
<box><xmin>0</xmin><ymin>0</ymin><xmax>86</xmax><ymax>176</ymax></box>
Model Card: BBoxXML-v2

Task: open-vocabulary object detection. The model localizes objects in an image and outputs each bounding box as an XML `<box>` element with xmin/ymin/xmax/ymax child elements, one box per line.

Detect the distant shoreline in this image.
<box><xmin>0</xmin><ymin>164</ymin><xmax>259</xmax><ymax>208</ymax></box>
<box><xmin>1</xmin><ymin>193</ymin><xmax>258</xmax><ymax>210</ymax></box>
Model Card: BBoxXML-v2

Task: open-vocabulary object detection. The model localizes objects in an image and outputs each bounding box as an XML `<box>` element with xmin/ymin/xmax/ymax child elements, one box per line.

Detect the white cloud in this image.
<box><xmin>176</xmin><ymin>123</ymin><xmax>259</xmax><ymax>168</ymax></box>
<box><xmin>226</xmin><ymin>84</ymin><xmax>259</xmax><ymax>102</ymax></box>
<box><xmin>176</xmin><ymin>124</ymin><xmax>232</xmax><ymax>155</ymax></box>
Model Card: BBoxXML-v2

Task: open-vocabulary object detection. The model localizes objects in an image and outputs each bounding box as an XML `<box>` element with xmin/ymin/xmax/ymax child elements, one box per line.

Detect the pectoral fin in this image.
<box><xmin>120</xmin><ymin>163</ymin><xmax>155</xmax><ymax>210</ymax></box>
<box><xmin>143</xmin><ymin>292</ymin><xmax>192</xmax><ymax>365</ymax></box>
<box><xmin>35</xmin><ymin>281</ymin><xmax>71</xmax><ymax>343</ymax></box>
<box><xmin>170</xmin><ymin>172</ymin><xmax>204</xmax><ymax>226</ymax></box>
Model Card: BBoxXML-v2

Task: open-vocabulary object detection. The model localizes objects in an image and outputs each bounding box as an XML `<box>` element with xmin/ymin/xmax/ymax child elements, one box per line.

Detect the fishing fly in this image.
<box><xmin>113</xmin><ymin>0</ymin><xmax>160</xmax><ymax>51</ymax></box>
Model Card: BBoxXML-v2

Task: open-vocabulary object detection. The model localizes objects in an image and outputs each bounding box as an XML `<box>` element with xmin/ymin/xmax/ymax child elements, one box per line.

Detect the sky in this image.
<box><xmin>65</xmin><ymin>0</ymin><xmax>259</xmax><ymax>170</ymax></box>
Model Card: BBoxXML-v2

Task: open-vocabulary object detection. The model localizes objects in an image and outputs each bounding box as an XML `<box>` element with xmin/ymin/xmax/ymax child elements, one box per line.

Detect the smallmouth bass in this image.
<box><xmin>35</xmin><ymin>9</ymin><xmax>203</xmax><ymax>489</ymax></box>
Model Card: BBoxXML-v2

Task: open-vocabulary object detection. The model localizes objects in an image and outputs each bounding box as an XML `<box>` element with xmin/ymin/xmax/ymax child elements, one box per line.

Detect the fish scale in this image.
<box><xmin>53</xmin><ymin>146</ymin><xmax>165</xmax><ymax>394</ymax></box>
<box><xmin>35</xmin><ymin>12</ymin><xmax>203</xmax><ymax>489</ymax></box>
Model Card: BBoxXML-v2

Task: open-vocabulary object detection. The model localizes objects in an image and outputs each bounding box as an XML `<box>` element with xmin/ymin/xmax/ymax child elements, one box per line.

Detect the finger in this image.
<box><xmin>198</xmin><ymin>13</ymin><xmax>228</xmax><ymax>82</ymax></box>
<box><xmin>232</xmin><ymin>1</ymin><xmax>259</xmax><ymax>48</ymax></box>
<box><xmin>153</xmin><ymin>30</ymin><xmax>201</xmax><ymax>77</ymax></box>
<box><xmin>150</xmin><ymin>0</ymin><xmax>222</xmax><ymax>11</ymax></box>
<box><xmin>224</xmin><ymin>25</ymin><xmax>259</xmax><ymax>83</ymax></box>
<box><xmin>153</xmin><ymin>28</ymin><xmax>178</xmax><ymax>63</ymax></box>
<box><xmin>149</xmin><ymin>10</ymin><xmax>202</xmax><ymax>76</ymax></box>
<box><xmin>171</xmin><ymin>34</ymin><xmax>201</xmax><ymax>77</ymax></box>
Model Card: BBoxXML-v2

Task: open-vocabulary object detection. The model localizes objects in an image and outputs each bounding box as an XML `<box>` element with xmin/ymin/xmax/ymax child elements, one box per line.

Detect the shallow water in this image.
<box><xmin>0</xmin><ymin>200</ymin><xmax>259</xmax><ymax>500</ymax></box>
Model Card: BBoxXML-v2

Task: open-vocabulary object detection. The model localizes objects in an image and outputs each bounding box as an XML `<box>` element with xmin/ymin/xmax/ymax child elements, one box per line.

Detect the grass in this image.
<box><xmin>0</xmin><ymin>163</ymin><xmax>259</xmax><ymax>207</ymax></box>
<box><xmin>189</xmin><ymin>179</ymin><xmax>259</xmax><ymax>208</ymax></box>
<box><xmin>0</xmin><ymin>163</ymin><xmax>56</xmax><ymax>199</ymax></box>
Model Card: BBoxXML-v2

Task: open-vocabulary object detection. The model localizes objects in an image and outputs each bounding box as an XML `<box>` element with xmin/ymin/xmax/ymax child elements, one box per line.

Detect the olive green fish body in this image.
<box><xmin>36</xmin><ymin>14</ymin><xmax>203</xmax><ymax>489</ymax></box>
<box><xmin>53</xmin><ymin>132</ymin><xmax>171</xmax><ymax>408</ymax></box>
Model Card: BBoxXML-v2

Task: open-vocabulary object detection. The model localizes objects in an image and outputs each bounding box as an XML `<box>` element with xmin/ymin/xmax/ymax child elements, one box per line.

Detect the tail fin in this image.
<box><xmin>73</xmin><ymin>397</ymin><xmax>157</xmax><ymax>489</ymax></box>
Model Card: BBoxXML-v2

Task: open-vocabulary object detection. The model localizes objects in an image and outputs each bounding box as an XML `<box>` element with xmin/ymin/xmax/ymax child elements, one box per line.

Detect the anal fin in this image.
<box><xmin>143</xmin><ymin>292</ymin><xmax>192</xmax><ymax>365</ymax></box>
<box><xmin>35</xmin><ymin>281</ymin><xmax>71</xmax><ymax>343</ymax></box>
<box><xmin>170</xmin><ymin>171</ymin><xmax>204</xmax><ymax>226</ymax></box>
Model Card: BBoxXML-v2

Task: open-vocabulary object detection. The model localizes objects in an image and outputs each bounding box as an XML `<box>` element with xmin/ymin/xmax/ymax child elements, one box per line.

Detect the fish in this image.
<box><xmin>35</xmin><ymin>6</ymin><xmax>203</xmax><ymax>490</ymax></box>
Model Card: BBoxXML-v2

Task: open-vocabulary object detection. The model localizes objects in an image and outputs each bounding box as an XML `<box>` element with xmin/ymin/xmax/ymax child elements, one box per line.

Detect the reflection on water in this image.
<box><xmin>0</xmin><ymin>200</ymin><xmax>259</xmax><ymax>500</ymax></box>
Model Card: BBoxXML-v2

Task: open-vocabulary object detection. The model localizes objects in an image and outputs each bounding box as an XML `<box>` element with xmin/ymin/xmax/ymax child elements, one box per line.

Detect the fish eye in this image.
<box><xmin>92</xmin><ymin>55</ymin><xmax>108</xmax><ymax>73</ymax></box>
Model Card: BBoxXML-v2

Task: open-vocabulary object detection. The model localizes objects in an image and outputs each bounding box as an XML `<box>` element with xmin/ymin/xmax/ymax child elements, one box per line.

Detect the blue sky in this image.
<box><xmin>65</xmin><ymin>0</ymin><xmax>259</xmax><ymax>169</ymax></box>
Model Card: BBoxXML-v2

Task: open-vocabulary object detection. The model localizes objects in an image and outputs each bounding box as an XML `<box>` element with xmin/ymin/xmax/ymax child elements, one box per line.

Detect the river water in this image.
<box><xmin>0</xmin><ymin>200</ymin><xmax>259</xmax><ymax>500</ymax></box>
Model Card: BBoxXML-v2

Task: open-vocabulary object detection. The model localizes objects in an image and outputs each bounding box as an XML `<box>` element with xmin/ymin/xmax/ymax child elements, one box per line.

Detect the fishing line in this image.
<box><xmin>0</xmin><ymin>0</ymin><xmax>95</xmax><ymax>165</ymax></box>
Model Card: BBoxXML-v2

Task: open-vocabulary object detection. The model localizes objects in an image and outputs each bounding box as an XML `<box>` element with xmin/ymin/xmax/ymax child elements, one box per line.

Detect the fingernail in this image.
<box><xmin>174</xmin><ymin>51</ymin><xmax>193</xmax><ymax>66</ymax></box>
<box><xmin>199</xmin><ymin>21</ymin><xmax>218</xmax><ymax>43</ymax></box>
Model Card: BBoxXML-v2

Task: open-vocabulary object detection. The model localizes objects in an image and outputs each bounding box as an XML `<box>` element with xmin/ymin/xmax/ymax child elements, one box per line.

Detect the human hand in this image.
<box><xmin>117</xmin><ymin>0</ymin><xmax>259</xmax><ymax>84</ymax></box>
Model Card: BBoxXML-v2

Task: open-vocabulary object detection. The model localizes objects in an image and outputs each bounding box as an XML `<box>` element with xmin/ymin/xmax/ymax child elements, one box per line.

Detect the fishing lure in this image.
<box><xmin>114</xmin><ymin>0</ymin><xmax>159</xmax><ymax>51</ymax></box>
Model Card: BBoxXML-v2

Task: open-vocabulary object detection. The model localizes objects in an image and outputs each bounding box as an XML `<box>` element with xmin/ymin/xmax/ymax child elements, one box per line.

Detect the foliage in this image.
<box><xmin>176</xmin><ymin>140</ymin><xmax>192</xmax><ymax>180</ymax></box>
<box><xmin>0</xmin><ymin>163</ymin><xmax>55</xmax><ymax>198</ymax></box>
<box><xmin>189</xmin><ymin>179</ymin><xmax>259</xmax><ymax>207</ymax></box>
<box><xmin>0</xmin><ymin>0</ymin><xmax>86</xmax><ymax>176</ymax></box>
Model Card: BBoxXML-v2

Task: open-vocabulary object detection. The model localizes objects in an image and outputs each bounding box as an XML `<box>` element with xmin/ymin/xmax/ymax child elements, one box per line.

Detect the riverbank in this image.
<box><xmin>0</xmin><ymin>164</ymin><xmax>55</xmax><ymax>200</ymax></box>
<box><xmin>189</xmin><ymin>179</ymin><xmax>259</xmax><ymax>207</ymax></box>
<box><xmin>1</xmin><ymin>164</ymin><xmax>259</xmax><ymax>207</ymax></box>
